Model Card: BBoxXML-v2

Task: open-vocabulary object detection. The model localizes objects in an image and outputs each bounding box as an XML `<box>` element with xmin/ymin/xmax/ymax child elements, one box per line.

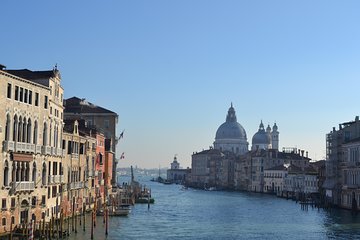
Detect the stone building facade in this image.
<box><xmin>0</xmin><ymin>66</ymin><xmax>64</xmax><ymax>233</ymax></box>
<box><xmin>324</xmin><ymin>116</ymin><xmax>360</xmax><ymax>209</ymax></box>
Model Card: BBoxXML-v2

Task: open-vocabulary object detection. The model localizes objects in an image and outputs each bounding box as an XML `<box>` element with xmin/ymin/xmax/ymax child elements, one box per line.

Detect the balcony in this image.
<box><xmin>3</xmin><ymin>141</ymin><xmax>15</xmax><ymax>151</ymax></box>
<box><xmin>42</xmin><ymin>146</ymin><xmax>52</xmax><ymax>155</ymax></box>
<box><xmin>12</xmin><ymin>181</ymin><xmax>35</xmax><ymax>192</ymax></box>
<box><xmin>25</xmin><ymin>143</ymin><xmax>35</xmax><ymax>153</ymax></box>
<box><xmin>88</xmin><ymin>170</ymin><xmax>95</xmax><ymax>177</ymax></box>
<box><xmin>36</xmin><ymin>145</ymin><xmax>42</xmax><ymax>154</ymax></box>
<box><xmin>56</xmin><ymin>148</ymin><xmax>63</xmax><ymax>156</ymax></box>
<box><xmin>48</xmin><ymin>175</ymin><xmax>65</xmax><ymax>184</ymax></box>
<box><xmin>69</xmin><ymin>182</ymin><xmax>84</xmax><ymax>190</ymax></box>
<box><xmin>15</xmin><ymin>142</ymin><xmax>25</xmax><ymax>152</ymax></box>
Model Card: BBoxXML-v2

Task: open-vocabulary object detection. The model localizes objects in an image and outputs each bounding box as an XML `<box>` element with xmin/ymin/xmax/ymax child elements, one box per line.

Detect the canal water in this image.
<box><xmin>69</xmin><ymin>177</ymin><xmax>360</xmax><ymax>240</ymax></box>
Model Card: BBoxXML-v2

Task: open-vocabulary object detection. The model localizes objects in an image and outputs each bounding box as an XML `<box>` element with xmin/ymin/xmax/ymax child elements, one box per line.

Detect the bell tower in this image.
<box><xmin>271</xmin><ymin>123</ymin><xmax>279</xmax><ymax>150</ymax></box>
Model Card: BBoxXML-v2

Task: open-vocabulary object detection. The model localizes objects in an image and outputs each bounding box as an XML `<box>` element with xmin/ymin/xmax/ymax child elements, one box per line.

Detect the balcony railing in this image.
<box><xmin>42</xmin><ymin>146</ymin><xmax>52</xmax><ymax>155</ymax></box>
<box><xmin>12</xmin><ymin>181</ymin><xmax>35</xmax><ymax>192</ymax></box>
<box><xmin>36</xmin><ymin>145</ymin><xmax>42</xmax><ymax>154</ymax></box>
<box><xmin>88</xmin><ymin>170</ymin><xmax>95</xmax><ymax>177</ymax></box>
<box><xmin>25</xmin><ymin>143</ymin><xmax>35</xmax><ymax>153</ymax></box>
<box><xmin>48</xmin><ymin>175</ymin><xmax>65</xmax><ymax>184</ymax></box>
<box><xmin>51</xmin><ymin>147</ymin><xmax>56</xmax><ymax>156</ymax></box>
<box><xmin>69</xmin><ymin>182</ymin><xmax>84</xmax><ymax>190</ymax></box>
<box><xmin>15</xmin><ymin>142</ymin><xmax>25</xmax><ymax>152</ymax></box>
<box><xmin>56</xmin><ymin>148</ymin><xmax>63</xmax><ymax>156</ymax></box>
<box><xmin>3</xmin><ymin>141</ymin><xmax>15</xmax><ymax>152</ymax></box>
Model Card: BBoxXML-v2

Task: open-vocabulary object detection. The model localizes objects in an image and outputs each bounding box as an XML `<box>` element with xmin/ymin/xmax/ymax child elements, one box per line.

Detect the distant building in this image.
<box><xmin>251</xmin><ymin>121</ymin><xmax>279</xmax><ymax>151</ymax></box>
<box><xmin>166</xmin><ymin>156</ymin><xmax>190</xmax><ymax>184</ymax></box>
<box><xmin>188</xmin><ymin>148</ymin><xmax>236</xmax><ymax>189</ymax></box>
<box><xmin>284</xmin><ymin>164</ymin><xmax>318</xmax><ymax>196</ymax></box>
<box><xmin>264</xmin><ymin>164</ymin><xmax>287</xmax><ymax>194</ymax></box>
<box><xmin>214</xmin><ymin>104</ymin><xmax>248</xmax><ymax>155</ymax></box>
<box><xmin>235</xmin><ymin>148</ymin><xmax>311</xmax><ymax>192</ymax></box>
<box><xmin>64</xmin><ymin>97</ymin><xmax>119</xmax><ymax>187</ymax></box>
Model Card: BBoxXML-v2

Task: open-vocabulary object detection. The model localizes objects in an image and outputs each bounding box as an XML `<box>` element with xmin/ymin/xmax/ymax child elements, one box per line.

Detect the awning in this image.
<box><xmin>12</xmin><ymin>153</ymin><xmax>33</xmax><ymax>162</ymax></box>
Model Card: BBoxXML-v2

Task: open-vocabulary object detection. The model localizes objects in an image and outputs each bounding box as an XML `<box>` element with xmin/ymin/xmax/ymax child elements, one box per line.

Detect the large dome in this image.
<box><xmin>213</xmin><ymin>104</ymin><xmax>249</xmax><ymax>155</ymax></box>
<box><xmin>252</xmin><ymin>121</ymin><xmax>271</xmax><ymax>145</ymax></box>
<box><xmin>216</xmin><ymin>121</ymin><xmax>247</xmax><ymax>140</ymax></box>
<box><xmin>215</xmin><ymin>103</ymin><xmax>247</xmax><ymax>140</ymax></box>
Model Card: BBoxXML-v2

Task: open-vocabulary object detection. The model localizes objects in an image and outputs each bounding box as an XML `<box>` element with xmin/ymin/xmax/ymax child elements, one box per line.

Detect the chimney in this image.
<box><xmin>306</xmin><ymin>151</ymin><xmax>308</xmax><ymax>158</ymax></box>
<box><xmin>301</xmin><ymin>150</ymin><xmax>304</xmax><ymax>157</ymax></box>
<box><xmin>333</xmin><ymin>127</ymin><xmax>336</xmax><ymax>132</ymax></box>
<box><xmin>339</xmin><ymin>124</ymin><xmax>342</xmax><ymax>130</ymax></box>
<box><xmin>356</xmin><ymin>116</ymin><xmax>359</xmax><ymax>122</ymax></box>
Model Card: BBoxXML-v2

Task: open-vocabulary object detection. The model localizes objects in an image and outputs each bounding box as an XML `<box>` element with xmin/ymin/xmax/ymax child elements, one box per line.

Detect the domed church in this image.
<box><xmin>214</xmin><ymin>103</ymin><xmax>249</xmax><ymax>155</ymax></box>
<box><xmin>251</xmin><ymin>121</ymin><xmax>279</xmax><ymax>151</ymax></box>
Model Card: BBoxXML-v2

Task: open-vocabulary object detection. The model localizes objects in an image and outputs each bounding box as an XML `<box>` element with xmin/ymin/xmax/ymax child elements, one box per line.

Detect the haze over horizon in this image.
<box><xmin>2</xmin><ymin>1</ymin><xmax>360</xmax><ymax>168</ymax></box>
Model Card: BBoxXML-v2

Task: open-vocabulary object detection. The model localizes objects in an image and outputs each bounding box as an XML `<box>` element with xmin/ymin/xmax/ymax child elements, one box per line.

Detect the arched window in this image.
<box><xmin>25</xmin><ymin>162</ymin><xmax>30</xmax><ymax>181</ymax></box>
<box><xmin>43</xmin><ymin>122</ymin><xmax>47</xmax><ymax>146</ymax></box>
<box><xmin>42</xmin><ymin>163</ymin><xmax>46</xmax><ymax>185</ymax></box>
<box><xmin>54</xmin><ymin>124</ymin><xmax>58</xmax><ymax>148</ymax></box>
<box><xmin>16</xmin><ymin>162</ymin><xmax>20</xmax><ymax>182</ymax></box>
<box><xmin>32</xmin><ymin>162</ymin><xmax>37</xmax><ymax>183</ymax></box>
<box><xmin>5</xmin><ymin>114</ymin><xmax>11</xmax><ymax>141</ymax></box>
<box><xmin>18</xmin><ymin>116</ymin><xmax>23</xmax><ymax>142</ymax></box>
<box><xmin>33</xmin><ymin>121</ymin><xmax>38</xmax><ymax>145</ymax></box>
<box><xmin>3</xmin><ymin>161</ymin><xmax>9</xmax><ymax>186</ymax></box>
<box><xmin>22</xmin><ymin>117</ymin><xmax>27</xmax><ymax>143</ymax></box>
<box><xmin>13</xmin><ymin>115</ymin><xmax>18</xmax><ymax>142</ymax></box>
<box><xmin>20</xmin><ymin>162</ymin><xmax>25</xmax><ymax>181</ymax></box>
<box><xmin>27</xmin><ymin>118</ymin><xmax>32</xmax><ymax>143</ymax></box>
<box><xmin>17</xmin><ymin>116</ymin><xmax>22</xmax><ymax>142</ymax></box>
<box><xmin>49</xmin><ymin>123</ymin><xmax>52</xmax><ymax>147</ymax></box>
<box><xmin>11</xmin><ymin>162</ymin><xmax>16</xmax><ymax>183</ymax></box>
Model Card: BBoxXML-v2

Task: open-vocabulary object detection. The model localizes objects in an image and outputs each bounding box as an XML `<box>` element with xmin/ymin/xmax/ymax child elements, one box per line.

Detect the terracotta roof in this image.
<box><xmin>64</xmin><ymin>97</ymin><xmax>117</xmax><ymax>115</ymax></box>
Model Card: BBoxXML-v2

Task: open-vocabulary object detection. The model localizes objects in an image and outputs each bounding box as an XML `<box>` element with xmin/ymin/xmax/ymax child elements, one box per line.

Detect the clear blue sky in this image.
<box><xmin>2</xmin><ymin>1</ymin><xmax>360</xmax><ymax>168</ymax></box>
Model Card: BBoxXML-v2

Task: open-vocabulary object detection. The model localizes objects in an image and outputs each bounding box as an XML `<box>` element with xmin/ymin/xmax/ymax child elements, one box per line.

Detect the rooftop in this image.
<box><xmin>64</xmin><ymin>97</ymin><xmax>117</xmax><ymax>115</ymax></box>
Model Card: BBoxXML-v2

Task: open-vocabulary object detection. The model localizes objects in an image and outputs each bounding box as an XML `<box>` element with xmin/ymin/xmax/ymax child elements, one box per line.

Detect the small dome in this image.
<box><xmin>252</xmin><ymin>121</ymin><xmax>271</xmax><ymax>145</ymax></box>
<box><xmin>266</xmin><ymin>124</ymin><xmax>271</xmax><ymax>132</ymax></box>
